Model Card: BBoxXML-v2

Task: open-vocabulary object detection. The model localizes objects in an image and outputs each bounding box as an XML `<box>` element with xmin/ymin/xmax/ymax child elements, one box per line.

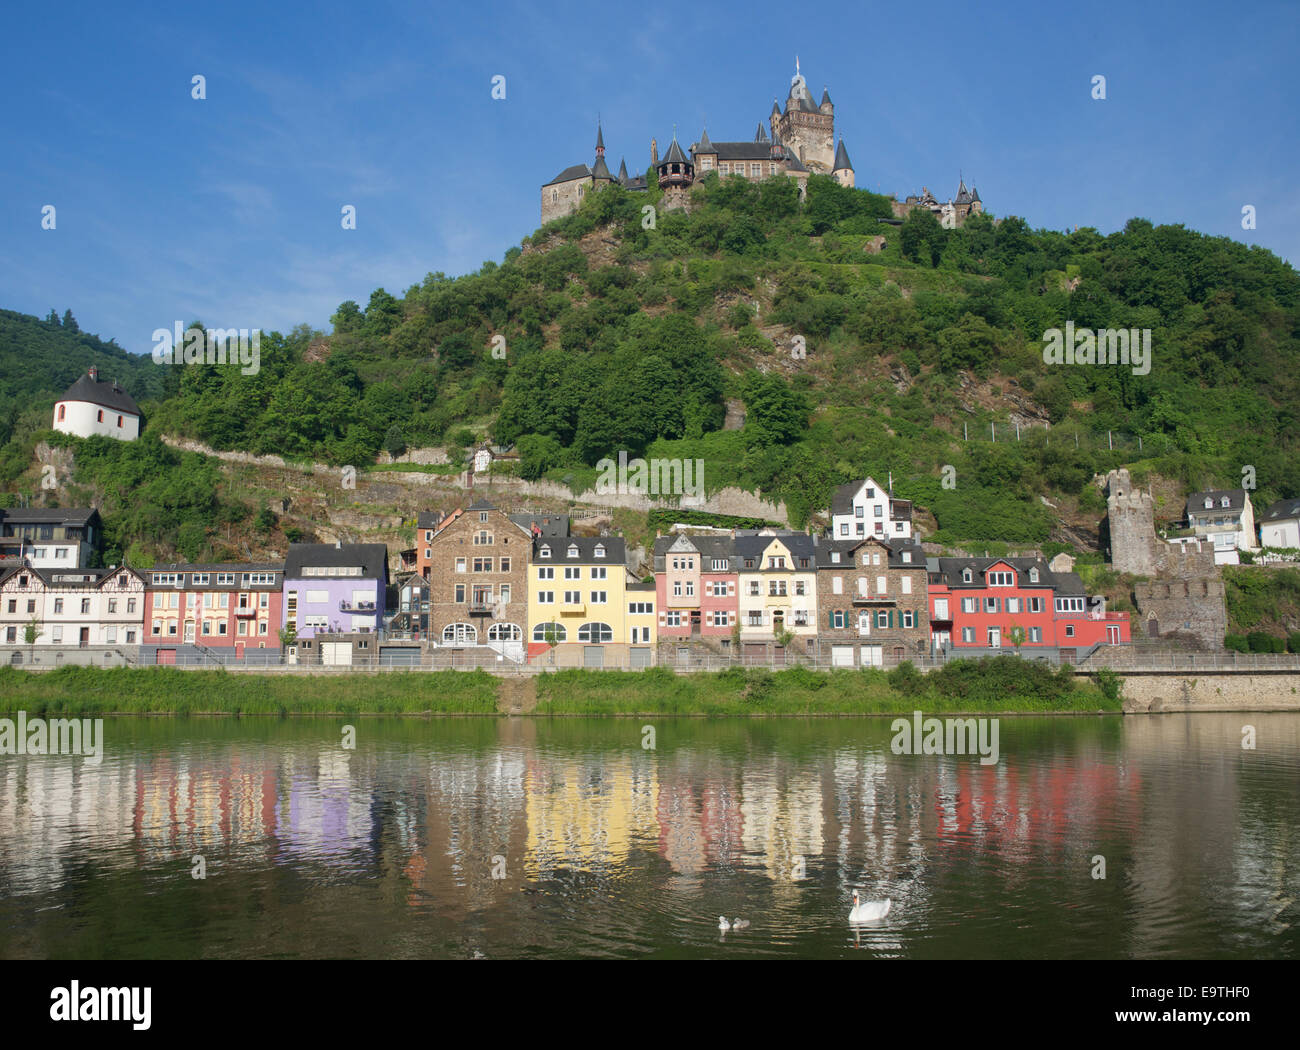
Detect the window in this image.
<box><xmin>903</xmin><ymin>611</ymin><xmax>915</xmax><ymax>629</ymax></box>
<box><xmin>57</xmin><ymin>404</ymin><xmax>65</xmax><ymax>421</ymax></box>
<box><xmin>1055</xmin><ymin>597</ymin><xmax>1086</xmax><ymax>613</ymax></box>
<box><xmin>192</xmin><ymin>573</ymin><xmax>210</xmax><ymax>586</ymax></box>
<box><xmin>672</xmin><ymin>581</ymin><xmax>682</xmax><ymax>597</ymax></box>
<box><xmin>876</xmin><ymin>611</ymin><xmax>888</xmax><ymax>628</ymax></box>
<box><xmin>767</xmin><ymin>556</ymin><xmax>786</xmax><ymax>569</ymax></box>
<box><xmin>590</xmin><ymin>591</ymin><xmax>607</xmax><ymax>604</ymax></box>
<box><xmin>499</xmin><ymin>585</ymin><xmax>511</xmax><ymax>604</ymax></box>
<box><xmin>961</xmin><ymin>597</ymin><xmax>977</xmax><ymax>614</ymax></box>
<box><xmin>456</xmin><ymin>558</ymin><xmax>467</xmax><ymax>573</ymax></box>
<box><xmin>473</xmin><ymin>557</ymin><xmax>493</xmax><ymax>572</ymax></box>
<box><xmin>500</xmin><ymin>557</ymin><xmax>511</xmax><ymax>573</ymax></box>
<box><xmin>538</xmin><ymin>591</ymin><xmax>554</xmax><ymax>604</ymax></box>
<box><xmin>877</xmin><ymin>576</ymin><xmax>887</xmax><ymax>593</ymax></box>
<box><xmin>538</xmin><ymin>566</ymin><xmax>554</xmax><ymax>580</ymax></box>
<box><xmin>564</xmin><ymin>566</ymin><xmax>580</xmax><ymax>580</ymax></box>
<box><xmin>593</xmin><ymin>544</ymin><xmax>605</xmax><ymax>559</ymax></box>
<box><xmin>747</xmin><ymin>581</ymin><xmax>760</xmax><ymax>596</ymax></box>
<box><xmin>532</xmin><ymin>622</ymin><xmax>566</xmax><ymax>642</ymax></box>
<box><xmin>128</xmin><ymin>598</ymin><xmax>136</xmax><ymax>613</ymax></box>
<box><xmin>989</xmin><ymin>571</ymin><xmax>1013</xmax><ymax>587</ymax></box>
<box><xmin>962</xmin><ymin>569</ymin><xmax>973</xmax><ymax>583</ymax></box>
<box><xmin>1029</xmin><ymin>626</ymin><xmax>1042</xmax><ymax>643</ymax></box>
<box><xmin>578</xmin><ymin>622</ymin><xmax>613</xmax><ymax>643</ymax></box>
<box><xmin>901</xmin><ymin>577</ymin><xmax>912</xmax><ymax>595</ymax></box>
<box><xmin>80</xmin><ymin>598</ymin><xmax>90</xmax><ymax>614</ymax></box>
<box><xmin>489</xmin><ymin>623</ymin><xmax>521</xmax><ymax>641</ymax></box>
<box><xmin>984</xmin><ymin>597</ymin><xmax>999</xmax><ymax>614</ymax></box>
<box><xmin>442</xmin><ymin>623</ymin><xmax>477</xmax><ymax>644</ymax></box>
<box><xmin>664</xmin><ymin>611</ymin><xmax>683</xmax><ymax>627</ymax></box>
<box><xmin>591</xmin><ymin>566</ymin><xmax>606</xmax><ymax>580</ymax></box>
<box><xmin>750</xmin><ymin>162</ymin><xmax>761</xmax><ymax>177</ymax></box>
<box><xmin>217</xmin><ymin>572</ymin><xmax>235</xmax><ymax>585</ymax></box>
<box><xmin>713</xmin><ymin>611</ymin><xmax>730</xmax><ymax>627</ymax></box>
<box><xmin>108</xmin><ymin>599</ymin><xmax>117</xmax><ymax>613</ymax></box>
<box><xmin>538</xmin><ymin>545</ymin><xmax>551</xmax><ymax>559</ymax></box>
<box><xmin>563</xmin><ymin>591</ymin><xmax>580</xmax><ymax>604</ymax></box>
<box><xmin>628</xmin><ymin>602</ymin><xmax>653</xmax><ymax>614</ymax></box>
<box><xmin>480</xmin><ymin>511</ymin><xmax>490</xmax><ymax>523</ymax></box>
<box><xmin>832</xmin><ymin>610</ymin><xmax>845</xmax><ymax>628</ymax></box>
<box><xmin>97</xmin><ymin>409</ymin><xmax>103</xmax><ymax>422</ymax></box>
<box><xmin>1028</xmin><ymin>569</ymin><xmax>1039</xmax><ymax>583</ymax></box>
<box><xmin>567</xmin><ymin>545</ymin><xmax>579</xmax><ymax>559</ymax></box>
<box><xmin>1029</xmin><ymin>597</ymin><xmax>1044</xmax><ymax>613</ymax></box>
<box><xmin>474</xmin><ymin>530</ymin><xmax>493</xmax><ymax>545</ymax></box>
<box><xmin>455</xmin><ymin>584</ymin><xmax>465</xmax><ymax>602</ymax></box>
<box><xmin>832</xmin><ymin>577</ymin><xmax>843</xmax><ymax>595</ymax></box>
<box><xmin>1065</xmin><ymin>625</ymin><xmax>1075</xmax><ymax>637</ymax></box>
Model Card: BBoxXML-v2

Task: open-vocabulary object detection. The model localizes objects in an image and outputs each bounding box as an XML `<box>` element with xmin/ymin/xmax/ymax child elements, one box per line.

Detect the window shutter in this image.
<box><xmin>828</xmin><ymin>610</ymin><xmax>834</xmax><ymax>628</ymax></box>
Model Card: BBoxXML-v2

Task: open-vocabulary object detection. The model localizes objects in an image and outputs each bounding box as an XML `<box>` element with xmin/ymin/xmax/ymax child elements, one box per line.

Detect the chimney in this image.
<box><xmin>88</xmin><ymin>366</ymin><xmax>98</xmax><ymax>382</ymax></box>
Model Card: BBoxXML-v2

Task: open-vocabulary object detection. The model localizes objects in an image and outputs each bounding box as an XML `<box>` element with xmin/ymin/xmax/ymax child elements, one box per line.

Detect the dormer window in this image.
<box><xmin>567</xmin><ymin>544</ymin><xmax>579</xmax><ymax>559</ymax></box>
<box><xmin>539</xmin><ymin>545</ymin><xmax>551</xmax><ymax>559</ymax></box>
<box><xmin>962</xmin><ymin>569</ymin><xmax>973</xmax><ymax>583</ymax></box>
<box><xmin>594</xmin><ymin>544</ymin><xmax>605</xmax><ymax>559</ymax></box>
<box><xmin>902</xmin><ymin>551</ymin><xmax>912</xmax><ymax>563</ymax></box>
<box><xmin>1220</xmin><ymin>496</ymin><xmax>1231</xmax><ymax>508</ymax></box>
<box><xmin>1204</xmin><ymin>497</ymin><xmax>1213</xmax><ymax>509</ymax></box>
<box><xmin>1029</xmin><ymin>568</ymin><xmax>1039</xmax><ymax>583</ymax></box>
<box><xmin>831</xmin><ymin>552</ymin><xmax>841</xmax><ymax>563</ymax></box>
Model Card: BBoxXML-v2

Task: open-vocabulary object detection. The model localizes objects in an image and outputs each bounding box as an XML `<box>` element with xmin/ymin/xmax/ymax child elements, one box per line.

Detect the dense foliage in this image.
<box><xmin>3</xmin><ymin>170</ymin><xmax>1299</xmax><ymax>548</ymax></box>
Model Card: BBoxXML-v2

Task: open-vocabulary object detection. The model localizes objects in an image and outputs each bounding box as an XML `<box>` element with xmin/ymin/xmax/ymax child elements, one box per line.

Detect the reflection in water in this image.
<box><xmin>0</xmin><ymin>714</ymin><xmax>1297</xmax><ymax>959</ymax></box>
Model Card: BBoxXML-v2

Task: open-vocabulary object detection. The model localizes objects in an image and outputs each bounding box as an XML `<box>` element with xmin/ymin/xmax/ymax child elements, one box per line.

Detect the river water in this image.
<box><xmin>0</xmin><ymin>713</ymin><xmax>1296</xmax><ymax>959</ymax></box>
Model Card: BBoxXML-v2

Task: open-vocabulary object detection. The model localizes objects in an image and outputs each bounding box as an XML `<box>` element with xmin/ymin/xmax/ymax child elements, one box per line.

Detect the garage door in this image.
<box><xmin>380</xmin><ymin>647</ymin><xmax>420</xmax><ymax>666</ymax></box>
<box><xmin>629</xmin><ymin>647</ymin><xmax>652</xmax><ymax>668</ymax></box>
<box><xmin>322</xmin><ymin>642</ymin><xmax>352</xmax><ymax>666</ymax></box>
<box><xmin>860</xmin><ymin>645</ymin><xmax>883</xmax><ymax>668</ymax></box>
<box><xmin>584</xmin><ymin>645</ymin><xmax>604</xmax><ymax>668</ymax></box>
<box><xmin>831</xmin><ymin>644</ymin><xmax>855</xmax><ymax>667</ymax></box>
<box><xmin>155</xmin><ymin>649</ymin><xmax>176</xmax><ymax>665</ymax></box>
<box><xmin>743</xmin><ymin>643</ymin><xmax>766</xmax><ymax>665</ymax></box>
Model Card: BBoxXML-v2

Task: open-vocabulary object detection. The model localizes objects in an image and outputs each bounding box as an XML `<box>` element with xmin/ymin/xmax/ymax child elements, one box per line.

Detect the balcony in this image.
<box><xmin>339</xmin><ymin>600</ymin><xmax>377</xmax><ymax>613</ymax></box>
<box><xmin>852</xmin><ymin>593</ymin><xmax>895</xmax><ymax>605</ymax></box>
<box><xmin>559</xmin><ymin>601</ymin><xmax>586</xmax><ymax>616</ymax></box>
<box><xmin>468</xmin><ymin>602</ymin><xmax>496</xmax><ymax>617</ymax></box>
<box><xmin>234</xmin><ymin>607</ymin><xmax>258</xmax><ymax>618</ymax></box>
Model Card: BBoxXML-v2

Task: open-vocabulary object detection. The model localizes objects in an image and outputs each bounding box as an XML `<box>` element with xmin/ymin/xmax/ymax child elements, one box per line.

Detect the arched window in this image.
<box><xmin>57</xmin><ymin>405</ymin><xmax>65</xmax><ymax>421</ymax></box>
<box><xmin>532</xmin><ymin>622</ymin><xmax>566</xmax><ymax>643</ymax></box>
<box><xmin>96</xmin><ymin>409</ymin><xmax>103</xmax><ymax>422</ymax></box>
<box><xmin>441</xmin><ymin>623</ymin><xmax>477</xmax><ymax>644</ymax></box>
<box><xmin>488</xmin><ymin>623</ymin><xmax>521</xmax><ymax>641</ymax></box>
<box><xmin>551</xmin><ymin>189</ymin><xmax>558</xmax><ymax>203</ymax></box>
<box><xmin>578</xmin><ymin>621</ymin><xmax>613</xmax><ymax>643</ymax></box>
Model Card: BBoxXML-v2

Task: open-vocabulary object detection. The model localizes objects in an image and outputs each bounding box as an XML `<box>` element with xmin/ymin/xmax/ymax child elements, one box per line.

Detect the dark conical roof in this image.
<box><xmin>661</xmin><ymin>136</ymin><xmax>689</xmax><ymax>166</ymax></box>
<box><xmin>821</xmin><ymin>87</ymin><xmax>832</xmax><ymax>106</ymax></box>
<box><xmin>971</xmin><ymin>186</ymin><xmax>981</xmax><ymax>202</ymax></box>
<box><xmin>618</xmin><ymin>157</ymin><xmax>629</xmax><ymax>183</ymax></box>
<box><xmin>595</xmin><ymin>124</ymin><xmax>605</xmax><ymax>151</ymax></box>
<box><xmin>954</xmin><ymin>179</ymin><xmax>971</xmax><ymax>205</ymax></box>
<box><xmin>771</xmin><ymin>99</ymin><xmax>781</xmax><ymax>116</ymax></box>
<box><xmin>59</xmin><ymin>371</ymin><xmax>140</xmax><ymax>415</ymax></box>
<box><xmin>697</xmin><ymin>127</ymin><xmax>714</xmax><ymax>152</ymax></box>
<box><xmin>833</xmin><ymin>138</ymin><xmax>853</xmax><ymax>171</ymax></box>
<box><xmin>592</xmin><ymin>154</ymin><xmax>611</xmax><ymax>180</ymax></box>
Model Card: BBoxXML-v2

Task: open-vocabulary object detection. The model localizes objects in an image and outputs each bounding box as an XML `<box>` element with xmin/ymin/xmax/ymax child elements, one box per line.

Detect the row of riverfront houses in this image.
<box><xmin>0</xmin><ymin>478</ymin><xmax>1131</xmax><ymax>668</ymax></box>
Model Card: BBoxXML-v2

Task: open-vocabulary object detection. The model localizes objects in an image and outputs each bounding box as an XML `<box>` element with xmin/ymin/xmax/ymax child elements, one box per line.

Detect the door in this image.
<box><xmin>1146</xmin><ymin>616</ymin><xmax>1159</xmax><ymax>638</ymax></box>
<box><xmin>831</xmin><ymin>644</ymin><xmax>854</xmax><ymax>667</ymax></box>
<box><xmin>321</xmin><ymin>642</ymin><xmax>352</xmax><ymax>666</ymax></box>
<box><xmin>584</xmin><ymin>645</ymin><xmax>604</xmax><ymax>668</ymax></box>
<box><xmin>987</xmin><ymin>627</ymin><xmax>1001</xmax><ymax>649</ymax></box>
<box><xmin>861</xmin><ymin>645</ymin><xmax>883</xmax><ymax>668</ymax></box>
<box><xmin>184</xmin><ymin>621</ymin><xmax>195</xmax><ymax>643</ymax></box>
<box><xmin>79</xmin><ymin>627</ymin><xmax>89</xmax><ymax>647</ymax></box>
<box><xmin>629</xmin><ymin>647</ymin><xmax>652</xmax><ymax>668</ymax></box>
<box><xmin>1107</xmin><ymin>625</ymin><xmax>1120</xmax><ymax>645</ymax></box>
<box><xmin>858</xmin><ymin>610</ymin><xmax>871</xmax><ymax>636</ymax></box>
<box><xmin>155</xmin><ymin>649</ymin><xmax>176</xmax><ymax>665</ymax></box>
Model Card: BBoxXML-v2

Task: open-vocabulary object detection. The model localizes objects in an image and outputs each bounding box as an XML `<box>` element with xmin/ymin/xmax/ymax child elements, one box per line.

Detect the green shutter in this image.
<box><xmin>828</xmin><ymin>609</ymin><xmax>834</xmax><ymax>628</ymax></box>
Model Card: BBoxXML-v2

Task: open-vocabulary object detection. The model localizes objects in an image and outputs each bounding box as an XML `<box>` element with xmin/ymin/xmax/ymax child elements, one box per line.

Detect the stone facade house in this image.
<box><xmin>423</xmin><ymin>499</ymin><xmax>529</xmax><ymax>660</ymax></box>
<box><xmin>815</xmin><ymin>536</ymin><xmax>928</xmax><ymax>666</ymax></box>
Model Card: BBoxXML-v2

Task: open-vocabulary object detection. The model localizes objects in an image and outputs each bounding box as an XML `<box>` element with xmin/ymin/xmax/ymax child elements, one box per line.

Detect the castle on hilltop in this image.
<box><xmin>541</xmin><ymin>60</ymin><xmax>984</xmax><ymax>226</ymax></box>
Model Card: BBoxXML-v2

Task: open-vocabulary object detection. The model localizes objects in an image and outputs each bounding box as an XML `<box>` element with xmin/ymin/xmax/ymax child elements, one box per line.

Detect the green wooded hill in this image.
<box><xmin>3</xmin><ymin>172</ymin><xmax>1299</xmax><ymax>558</ymax></box>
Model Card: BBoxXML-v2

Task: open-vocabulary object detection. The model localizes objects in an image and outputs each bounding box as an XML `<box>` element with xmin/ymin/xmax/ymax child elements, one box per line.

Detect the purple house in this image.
<box><xmin>282</xmin><ymin>542</ymin><xmax>388</xmax><ymax>639</ymax></box>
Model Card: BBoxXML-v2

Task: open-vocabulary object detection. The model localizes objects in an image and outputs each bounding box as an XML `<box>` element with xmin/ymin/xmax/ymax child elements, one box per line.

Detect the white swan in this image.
<box><xmin>731</xmin><ymin>918</ymin><xmax>750</xmax><ymax>929</ymax></box>
<box><xmin>848</xmin><ymin>890</ymin><xmax>891</xmax><ymax>922</ymax></box>
<box><xmin>718</xmin><ymin>916</ymin><xmax>731</xmax><ymax>931</ymax></box>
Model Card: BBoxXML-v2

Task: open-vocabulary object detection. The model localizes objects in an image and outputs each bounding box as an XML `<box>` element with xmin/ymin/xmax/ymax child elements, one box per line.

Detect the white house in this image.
<box><xmin>1259</xmin><ymin>498</ymin><xmax>1300</xmax><ymax>550</ymax></box>
<box><xmin>1184</xmin><ymin>488</ymin><xmax>1256</xmax><ymax>563</ymax></box>
<box><xmin>0</xmin><ymin>564</ymin><xmax>145</xmax><ymax>650</ymax></box>
<box><xmin>0</xmin><ymin>508</ymin><xmax>101</xmax><ymax>569</ymax></box>
<box><xmin>830</xmin><ymin>478</ymin><xmax>913</xmax><ymax>540</ymax></box>
<box><xmin>52</xmin><ymin>367</ymin><xmax>141</xmax><ymax>441</ymax></box>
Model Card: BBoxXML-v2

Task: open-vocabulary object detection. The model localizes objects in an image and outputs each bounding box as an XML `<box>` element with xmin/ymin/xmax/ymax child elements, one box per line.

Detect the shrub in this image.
<box><xmin>1224</xmin><ymin>634</ymin><xmax>1249</xmax><ymax>652</ymax></box>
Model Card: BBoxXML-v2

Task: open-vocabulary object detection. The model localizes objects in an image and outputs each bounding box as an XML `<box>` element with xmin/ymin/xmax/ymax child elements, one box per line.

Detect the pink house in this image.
<box><xmin>653</xmin><ymin>534</ymin><xmax>739</xmax><ymax>641</ymax></box>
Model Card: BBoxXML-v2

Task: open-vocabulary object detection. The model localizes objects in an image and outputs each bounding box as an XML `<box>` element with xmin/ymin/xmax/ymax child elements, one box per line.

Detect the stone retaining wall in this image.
<box><xmin>1117</xmin><ymin>671</ymin><xmax>1300</xmax><ymax>712</ymax></box>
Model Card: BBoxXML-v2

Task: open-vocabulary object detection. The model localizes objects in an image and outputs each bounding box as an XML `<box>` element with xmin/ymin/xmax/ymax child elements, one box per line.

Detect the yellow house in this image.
<box><xmin>528</xmin><ymin>535</ymin><xmax>647</xmax><ymax>668</ymax></box>
<box><xmin>735</xmin><ymin>531</ymin><xmax>818</xmax><ymax>658</ymax></box>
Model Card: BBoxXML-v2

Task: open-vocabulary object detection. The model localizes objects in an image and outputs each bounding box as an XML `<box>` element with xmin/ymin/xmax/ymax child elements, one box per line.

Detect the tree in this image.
<box><xmin>330</xmin><ymin>300</ymin><xmax>364</xmax><ymax>334</ymax></box>
<box><xmin>61</xmin><ymin>309</ymin><xmax>79</xmax><ymax>332</ymax></box>
<box><xmin>23</xmin><ymin>615</ymin><xmax>42</xmax><ymax>664</ymax></box>
<box><xmin>383</xmin><ymin>424</ymin><xmax>407</xmax><ymax>460</ymax></box>
<box><xmin>1005</xmin><ymin>622</ymin><xmax>1027</xmax><ymax>652</ymax></box>
<box><xmin>542</xmin><ymin>624</ymin><xmax>560</xmax><ymax>666</ymax></box>
<box><xmin>278</xmin><ymin>623</ymin><xmax>297</xmax><ymax>650</ymax></box>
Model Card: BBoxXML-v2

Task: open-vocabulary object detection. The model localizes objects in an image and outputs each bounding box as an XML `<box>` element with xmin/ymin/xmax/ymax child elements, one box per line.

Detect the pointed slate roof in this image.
<box><xmin>592</xmin><ymin>154</ymin><xmax>611</xmax><ymax>180</ymax></box>
<box><xmin>595</xmin><ymin>124</ymin><xmax>605</xmax><ymax>151</ymax></box>
<box><xmin>955</xmin><ymin>179</ymin><xmax>972</xmax><ymax>205</ymax></box>
<box><xmin>696</xmin><ymin>127</ymin><xmax>715</xmax><ymax>153</ymax></box>
<box><xmin>754</xmin><ymin>122</ymin><xmax>770</xmax><ymax>142</ymax></box>
<box><xmin>660</xmin><ymin>136</ymin><xmax>689</xmax><ymax>166</ymax></box>
<box><xmin>971</xmin><ymin>186</ymin><xmax>981</xmax><ymax>202</ymax></box>
<box><xmin>820</xmin><ymin>87</ymin><xmax>832</xmax><ymax>107</ymax></box>
<box><xmin>833</xmin><ymin>138</ymin><xmax>853</xmax><ymax>171</ymax></box>
<box><xmin>770</xmin><ymin>99</ymin><xmax>781</xmax><ymax>117</ymax></box>
<box><xmin>617</xmin><ymin>157</ymin><xmax>629</xmax><ymax>183</ymax></box>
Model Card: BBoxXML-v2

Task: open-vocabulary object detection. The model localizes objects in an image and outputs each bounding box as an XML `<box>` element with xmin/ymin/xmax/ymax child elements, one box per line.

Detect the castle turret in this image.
<box><xmin>591</xmin><ymin>123</ymin><xmax>612</xmax><ymax>183</ymax></box>
<box><xmin>832</xmin><ymin>137</ymin><xmax>854</xmax><ymax>188</ymax></box>
<box><xmin>656</xmin><ymin>132</ymin><xmax>694</xmax><ymax>211</ymax></box>
<box><xmin>820</xmin><ymin>87</ymin><xmax>833</xmax><ymax>115</ymax></box>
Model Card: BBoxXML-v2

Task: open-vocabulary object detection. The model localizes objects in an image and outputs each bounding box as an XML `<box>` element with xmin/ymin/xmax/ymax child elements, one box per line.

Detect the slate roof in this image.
<box><xmin>283</xmin><ymin>543</ymin><xmax>388</xmax><ymax>580</ymax></box>
<box><xmin>592</xmin><ymin>154</ymin><xmax>611</xmax><ymax>180</ymax></box>
<box><xmin>0</xmin><ymin>507</ymin><xmax>100</xmax><ymax>527</ymax></box>
<box><xmin>834</xmin><ymin>139</ymin><xmax>853</xmax><ymax>171</ymax></box>
<box><xmin>59</xmin><ymin>372</ymin><xmax>140</xmax><ymax>415</ymax></box>
<box><xmin>533</xmin><ymin>535</ymin><xmax>625</xmax><ymax>564</ymax></box>
<box><xmin>930</xmin><ymin>556</ymin><xmax>1057</xmax><ymax>589</ymax></box>
<box><xmin>544</xmin><ymin>163</ymin><xmax>592</xmax><ymax>187</ymax></box>
<box><xmin>1186</xmin><ymin>489</ymin><xmax>1248</xmax><ymax>517</ymax></box>
<box><xmin>1261</xmin><ymin>498</ymin><xmax>1300</xmax><ymax>523</ymax></box>
<box><xmin>510</xmin><ymin>512</ymin><xmax>570</xmax><ymax>537</ymax></box>
<box><xmin>955</xmin><ymin>179</ymin><xmax>972</xmax><ymax>205</ymax></box>
<box><xmin>660</xmin><ymin>137</ymin><xmax>690</xmax><ymax>166</ymax></box>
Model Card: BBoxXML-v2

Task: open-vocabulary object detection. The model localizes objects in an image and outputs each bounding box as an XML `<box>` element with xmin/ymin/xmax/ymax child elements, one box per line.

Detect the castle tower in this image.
<box><xmin>832</xmin><ymin>137</ymin><xmax>854</xmax><ymax>188</ymax></box>
<box><xmin>591</xmin><ymin>123</ymin><xmax>612</xmax><ymax>184</ymax></box>
<box><xmin>1105</xmin><ymin>469</ymin><xmax>1161</xmax><ymax>576</ymax></box>
<box><xmin>656</xmin><ymin>132</ymin><xmax>694</xmax><ymax>211</ymax></box>
<box><xmin>775</xmin><ymin>58</ymin><xmax>834</xmax><ymax>173</ymax></box>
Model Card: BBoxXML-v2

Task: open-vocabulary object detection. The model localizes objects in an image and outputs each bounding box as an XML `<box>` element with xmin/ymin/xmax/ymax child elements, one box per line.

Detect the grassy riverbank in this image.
<box><xmin>0</xmin><ymin>666</ymin><xmax>500</xmax><ymax>715</ymax></box>
<box><xmin>0</xmin><ymin>657</ymin><xmax>1121</xmax><ymax>716</ymax></box>
<box><xmin>533</xmin><ymin>660</ymin><xmax>1120</xmax><ymax>715</ymax></box>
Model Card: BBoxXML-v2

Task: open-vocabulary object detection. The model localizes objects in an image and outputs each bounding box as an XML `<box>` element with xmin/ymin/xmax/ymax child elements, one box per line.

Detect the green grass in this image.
<box><xmin>0</xmin><ymin>666</ymin><xmax>500</xmax><ymax>716</ymax></box>
<box><xmin>533</xmin><ymin>662</ymin><xmax>1118</xmax><ymax>715</ymax></box>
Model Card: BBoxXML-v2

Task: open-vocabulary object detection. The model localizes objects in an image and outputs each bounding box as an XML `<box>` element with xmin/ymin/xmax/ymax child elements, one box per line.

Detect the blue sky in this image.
<box><xmin>2</xmin><ymin>0</ymin><xmax>1296</xmax><ymax>354</ymax></box>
